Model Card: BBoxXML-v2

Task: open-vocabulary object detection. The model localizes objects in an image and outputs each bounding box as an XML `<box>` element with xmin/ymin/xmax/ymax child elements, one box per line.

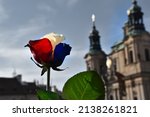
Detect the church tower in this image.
<box><xmin>84</xmin><ymin>14</ymin><xmax>107</xmax><ymax>82</ymax></box>
<box><xmin>108</xmin><ymin>0</ymin><xmax>150</xmax><ymax>100</ymax></box>
<box><xmin>123</xmin><ymin>0</ymin><xmax>145</xmax><ymax>37</ymax></box>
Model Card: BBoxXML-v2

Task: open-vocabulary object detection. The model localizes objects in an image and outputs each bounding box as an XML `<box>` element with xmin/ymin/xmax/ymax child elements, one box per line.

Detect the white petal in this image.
<box><xmin>42</xmin><ymin>32</ymin><xmax>64</xmax><ymax>50</ymax></box>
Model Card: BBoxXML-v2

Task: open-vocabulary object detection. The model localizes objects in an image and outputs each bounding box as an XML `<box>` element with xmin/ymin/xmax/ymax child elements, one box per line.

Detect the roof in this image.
<box><xmin>111</xmin><ymin>40</ymin><xmax>125</xmax><ymax>53</ymax></box>
<box><xmin>84</xmin><ymin>49</ymin><xmax>106</xmax><ymax>58</ymax></box>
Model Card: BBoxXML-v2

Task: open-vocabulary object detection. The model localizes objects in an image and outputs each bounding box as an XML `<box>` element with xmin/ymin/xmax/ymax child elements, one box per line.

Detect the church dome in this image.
<box><xmin>127</xmin><ymin>0</ymin><xmax>141</xmax><ymax>15</ymax></box>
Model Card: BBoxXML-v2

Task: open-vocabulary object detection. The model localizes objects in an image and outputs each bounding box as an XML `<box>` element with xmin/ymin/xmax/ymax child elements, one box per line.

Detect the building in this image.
<box><xmin>0</xmin><ymin>74</ymin><xmax>62</xmax><ymax>100</ymax></box>
<box><xmin>107</xmin><ymin>0</ymin><xmax>150</xmax><ymax>100</ymax></box>
<box><xmin>0</xmin><ymin>75</ymin><xmax>37</xmax><ymax>100</ymax></box>
<box><xmin>84</xmin><ymin>0</ymin><xmax>150</xmax><ymax>100</ymax></box>
<box><xmin>84</xmin><ymin>14</ymin><xmax>107</xmax><ymax>83</ymax></box>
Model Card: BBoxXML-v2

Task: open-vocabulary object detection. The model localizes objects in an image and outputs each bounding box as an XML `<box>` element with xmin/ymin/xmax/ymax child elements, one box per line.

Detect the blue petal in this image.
<box><xmin>53</xmin><ymin>43</ymin><xmax>71</xmax><ymax>67</ymax></box>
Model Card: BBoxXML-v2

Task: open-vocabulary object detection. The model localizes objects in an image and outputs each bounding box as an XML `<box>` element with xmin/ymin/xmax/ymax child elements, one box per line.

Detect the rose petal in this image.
<box><xmin>51</xmin><ymin>43</ymin><xmax>71</xmax><ymax>68</ymax></box>
<box><xmin>42</xmin><ymin>32</ymin><xmax>64</xmax><ymax>50</ymax></box>
<box><xmin>26</xmin><ymin>32</ymin><xmax>72</xmax><ymax>74</ymax></box>
<box><xmin>29</xmin><ymin>38</ymin><xmax>53</xmax><ymax>64</ymax></box>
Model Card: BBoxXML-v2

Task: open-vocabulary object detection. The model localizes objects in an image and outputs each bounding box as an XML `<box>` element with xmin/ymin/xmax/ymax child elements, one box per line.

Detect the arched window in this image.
<box><xmin>145</xmin><ymin>48</ymin><xmax>150</xmax><ymax>61</ymax></box>
<box><xmin>129</xmin><ymin>50</ymin><xmax>134</xmax><ymax>63</ymax></box>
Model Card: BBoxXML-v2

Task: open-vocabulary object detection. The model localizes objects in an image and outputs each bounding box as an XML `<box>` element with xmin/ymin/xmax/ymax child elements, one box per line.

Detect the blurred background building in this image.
<box><xmin>0</xmin><ymin>74</ymin><xmax>61</xmax><ymax>100</ymax></box>
<box><xmin>0</xmin><ymin>74</ymin><xmax>37</xmax><ymax>99</ymax></box>
<box><xmin>85</xmin><ymin>0</ymin><xmax>150</xmax><ymax>100</ymax></box>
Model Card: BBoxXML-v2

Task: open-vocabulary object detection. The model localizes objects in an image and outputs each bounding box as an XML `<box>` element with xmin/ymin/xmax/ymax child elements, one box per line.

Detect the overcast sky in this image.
<box><xmin>0</xmin><ymin>0</ymin><xmax>150</xmax><ymax>90</ymax></box>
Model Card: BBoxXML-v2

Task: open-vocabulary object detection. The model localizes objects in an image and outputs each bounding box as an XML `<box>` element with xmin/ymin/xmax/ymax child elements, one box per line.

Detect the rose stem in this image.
<box><xmin>46</xmin><ymin>67</ymin><xmax>51</xmax><ymax>91</ymax></box>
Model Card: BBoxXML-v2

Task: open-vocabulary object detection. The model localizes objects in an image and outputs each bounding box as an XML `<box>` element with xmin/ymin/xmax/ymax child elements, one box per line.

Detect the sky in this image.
<box><xmin>0</xmin><ymin>0</ymin><xmax>150</xmax><ymax>90</ymax></box>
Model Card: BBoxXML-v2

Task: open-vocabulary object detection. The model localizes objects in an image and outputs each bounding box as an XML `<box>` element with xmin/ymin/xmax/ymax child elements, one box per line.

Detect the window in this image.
<box><xmin>115</xmin><ymin>88</ymin><xmax>118</xmax><ymax>100</ymax></box>
<box><xmin>113</xmin><ymin>59</ymin><xmax>117</xmax><ymax>71</ymax></box>
<box><xmin>86</xmin><ymin>61</ymin><xmax>91</xmax><ymax>71</ymax></box>
<box><xmin>87</xmin><ymin>65</ymin><xmax>90</xmax><ymax>71</ymax></box>
<box><xmin>110</xmin><ymin>95</ymin><xmax>114</xmax><ymax>100</ymax></box>
<box><xmin>100</xmin><ymin>65</ymin><xmax>103</xmax><ymax>73</ymax></box>
<box><xmin>145</xmin><ymin>48</ymin><xmax>150</xmax><ymax>61</ymax></box>
<box><xmin>129</xmin><ymin>50</ymin><xmax>134</xmax><ymax>63</ymax></box>
<box><xmin>87</xmin><ymin>66</ymin><xmax>90</xmax><ymax>71</ymax></box>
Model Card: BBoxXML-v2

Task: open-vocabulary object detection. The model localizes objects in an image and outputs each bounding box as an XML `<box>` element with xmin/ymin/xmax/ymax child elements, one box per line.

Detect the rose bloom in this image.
<box><xmin>25</xmin><ymin>32</ymin><xmax>72</xmax><ymax>75</ymax></box>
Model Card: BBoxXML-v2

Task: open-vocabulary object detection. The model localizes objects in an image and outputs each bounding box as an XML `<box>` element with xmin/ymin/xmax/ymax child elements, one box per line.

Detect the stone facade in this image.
<box><xmin>108</xmin><ymin>0</ymin><xmax>150</xmax><ymax>100</ymax></box>
<box><xmin>108</xmin><ymin>33</ymin><xmax>150</xmax><ymax>100</ymax></box>
<box><xmin>84</xmin><ymin>1</ymin><xmax>150</xmax><ymax>100</ymax></box>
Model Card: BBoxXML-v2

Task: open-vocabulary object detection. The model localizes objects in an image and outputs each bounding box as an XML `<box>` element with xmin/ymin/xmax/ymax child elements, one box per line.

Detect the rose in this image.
<box><xmin>25</xmin><ymin>32</ymin><xmax>72</xmax><ymax>75</ymax></box>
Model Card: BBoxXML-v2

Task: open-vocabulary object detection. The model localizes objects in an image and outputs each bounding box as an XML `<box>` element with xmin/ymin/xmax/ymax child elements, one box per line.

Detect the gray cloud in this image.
<box><xmin>37</xmin><ymin>3</ymin><xmax>57</xmax><ymax>15</ymax></box>
<box><xmin>55</xmin><ymin>0</ymin><xmax>79</xmax><ymax>8</ymax></box>
<box><xmin>0</xmin><ymin>0</ymin><xmax>8</xmax><ymax>23</ymax></box>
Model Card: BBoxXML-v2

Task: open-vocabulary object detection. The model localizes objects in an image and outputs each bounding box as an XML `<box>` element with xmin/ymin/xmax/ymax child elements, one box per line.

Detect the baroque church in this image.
<box><xmin>84</xmin><ymin>0</ymin><xmax>150</xmax><ymax>100</ymax></box>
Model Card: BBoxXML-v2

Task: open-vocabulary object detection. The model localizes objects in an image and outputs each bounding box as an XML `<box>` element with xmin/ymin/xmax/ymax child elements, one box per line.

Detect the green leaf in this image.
<box><xmin>36</xmin><ymin>89</ymin><xmax>60</xmax><ymax>100</ymax></box>
<box><xmin>62</xmin><ymin>71</ymin><xmax>105</xmax><ymax>100</ymax></box>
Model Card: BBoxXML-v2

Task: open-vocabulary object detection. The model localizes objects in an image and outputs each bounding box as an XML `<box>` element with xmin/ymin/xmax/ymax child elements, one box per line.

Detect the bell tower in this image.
<box><xmin>89</xmin><ymin>14</ymin><xmax>101</xmax><ymax>51</ymax></box>
<box><xmin>84</xmin><ymin>14</ymin><xmax>107</xmax><ymax>82</ymax></box>
<box><xmin>123</xmin><ymin>0</ymin><xmax>145</xmax><ymax>37</ymax></box>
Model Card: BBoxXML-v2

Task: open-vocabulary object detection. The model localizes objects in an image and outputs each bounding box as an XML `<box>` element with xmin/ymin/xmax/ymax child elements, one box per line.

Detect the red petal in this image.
<box><xmin>29</xmin><ymin>38</ymin><xmax>53</xmax><ymax>64</ymax></box>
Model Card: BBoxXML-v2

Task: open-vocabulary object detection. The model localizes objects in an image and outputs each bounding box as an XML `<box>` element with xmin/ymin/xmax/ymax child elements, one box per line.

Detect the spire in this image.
<box><xmin>124</xmin><ymin>0</ymin><xmax>145</xmax><ymax>36</ymax></box>
<box><xmin>89</xmin><ymin>14</ymin><xmax>101</xmax><ymax>52</ymax></box>
<box><xmin>92</xmin><ymin>14</ymin><xmax>96</xmax><ymax>29</ymax></box>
